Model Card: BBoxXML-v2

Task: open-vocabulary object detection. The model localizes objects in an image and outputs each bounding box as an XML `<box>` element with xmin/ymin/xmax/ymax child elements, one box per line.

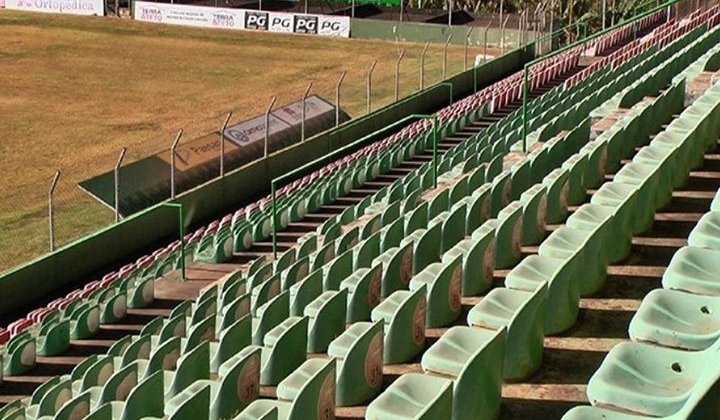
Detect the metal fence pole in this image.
<box><xmin>48</xmin><ymin>171</ymin><xmax>60</xmax><ymax>252</ymax></box>
<box><xmin>395</xmin><ymin>50</ymin><xmax>405</xmax><ymax>101</ymax></box>
<box><xmin>500</xmin><ymin>0</ymin><xmax>505</xmax><ymax>52</ymax></box>
<box><xmin>170</xmin><ymin>130</ymin><xmax>183</xmax><ymax>199</ymax></box>
<box><xmin>366</xmin><ymin>60</ymin><xmax>377</xmax><ymax>115</ymax></box>
<box><xmin>519</xmin><ymin>10</ymin><xmax>525</xmax><ymax>46</ymax></box>
<box><xmin>114</xmin><ymin>148</ymin><xmax>127</xmax><ymax>223</ymax></box>
<box><xmin>265</xmin><ymin>96</ymin><xmax>277</xmax><ymax>157</ymax></box>
<box><xmin>464</xmin><ymin>27</ymin><xmax>473</xmax><ymax>70</ymax></box>
<box><xmin>419</xmin><ymin>41</ymin><xmax>430</xmax><ymax>90</ymax></box>
<box><xmin>501</xmin><ymin>15</ymin><xmax>510</xmax><ymax>54</ymax></box>
<box><xmin>336</xmin><ymin>71</ymin><xmax>346</xmax><ymax>127</ymax></box>
<box><xmin>442</xmin><ymin>34</ymin><xmax>453</xmax><ymax>80</ymax></box>
<box><xmin>219</xmin><ymin>112</ymin><xmax>232</xmax><ymax>177</ymax></box>
<box><xmin>484</xmin><ymin>21</ymin><xmax>491</xmax><ymax>62</ymax></box>
<box><xmin>447</xmin><ymin>0</ymin><xmax>452</xmax><ymax>26</ymax></box>
<box><xmin>302</xmin><ymin>82</ymin><xmax>313</xmax><ymax>142</ymax></box>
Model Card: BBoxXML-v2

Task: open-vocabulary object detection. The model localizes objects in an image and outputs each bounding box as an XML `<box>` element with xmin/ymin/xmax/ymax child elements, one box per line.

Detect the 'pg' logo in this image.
<box><xmin>293</xmin><ymin>15</ymin><xmax>318</xmax><ymax>34</ymax></box>
<box><xmin>245</xmin><ymin>11</ymin><xmax>268</xmax><ymax>30</ymax></box>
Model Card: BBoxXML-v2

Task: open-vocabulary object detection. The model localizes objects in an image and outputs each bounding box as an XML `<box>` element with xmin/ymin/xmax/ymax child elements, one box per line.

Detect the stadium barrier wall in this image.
<box><xmin>350</xmin><ymin>18</ymin><xmax>535</xmax><ymax>48</ymax></box>
<box><xmin>0</xmin><ymin>45</ymin><xmax>534</xmax><ymax>316</ymax></box>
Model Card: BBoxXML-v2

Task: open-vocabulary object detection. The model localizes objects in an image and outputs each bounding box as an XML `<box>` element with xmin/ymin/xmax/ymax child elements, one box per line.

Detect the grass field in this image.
<box><xmin>0</xmin><ymin>9</ymin><xmax>486</xmax><ymax>274</ymax></box>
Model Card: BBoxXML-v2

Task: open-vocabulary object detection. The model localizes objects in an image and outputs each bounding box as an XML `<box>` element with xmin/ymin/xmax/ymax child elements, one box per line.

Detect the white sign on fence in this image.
<box><xmin>133</xmin><ymin>1</ymin><xmax>350</xmax><ymax>38</ymax></box>
<box><xmin>5</xmin><ymin>0</ymin><xmax>104</xmax><ymax>15</ymax></box>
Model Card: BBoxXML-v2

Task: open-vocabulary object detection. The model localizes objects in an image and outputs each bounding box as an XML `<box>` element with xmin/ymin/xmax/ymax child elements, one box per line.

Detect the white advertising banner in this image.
<box><xmin>5</xmin><ymin>0</ymin><xmax>104</xmax><ymax>15</ymax></box>
<box><xmin>134</xmin><ymin>2</ymin><xmax>245</xmax><ymax>30</ymax></box>
<box><xmin>134</xmin><ymin>1</ymin><xmax>349</xmax><ymax>38</ymax></box>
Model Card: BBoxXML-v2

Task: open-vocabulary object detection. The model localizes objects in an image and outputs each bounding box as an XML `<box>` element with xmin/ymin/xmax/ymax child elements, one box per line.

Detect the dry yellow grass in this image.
<box><xmin>0</xmin><ymin>9</ymin><xmax>483</xmax><ymax>273</ymax></box>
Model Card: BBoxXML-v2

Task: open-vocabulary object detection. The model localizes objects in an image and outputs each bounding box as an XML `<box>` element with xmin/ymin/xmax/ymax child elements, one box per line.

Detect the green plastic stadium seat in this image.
<box><xmin>429</xmin><ymin>189</ymin><xmax>450</xmax><ymax>220</ymax></box>
<box><xmin>305</xmin><ymin>290</ymin><xmax>347</xmax><ymax>353</ymax></box>
<box><xmin>365</xmin><ymin>373</ymin><xmax>453</xmax><ymax>420</ymax></box>
<box><xmin>400</xmin><ymin>223</ymin><xmax>442</xmax><ymax>275</ymax></box>
<box><xmin>99</xmin><ymin>361</ymin><xmax>142</xmax><ymax>406</ymax></box>
<box><xmin>443</xmin><ymin>230</ymin><xmax>495</xmax><ymax>297</ymax></box>
<box><xmin>505</xmin><ymin>255</ymin><xmax>578</xmax><ymax>334</ymax></box>
<box><xmin>323</xmin><ymin>249</ymin><xmax>354</xmax><ymax>291</ymax></box>
<box><xmin>373</xmin><ymin>243</ymin><xmax>413</xmax><ymax>298</ymax></box>
<box><xmin>160</xmin><ymin>384</ymin><xmax>211</xmax><ymax>420</ymax></box>
<box><xmin>490</xmin><ymin>171</ymin><xmax>512</xmax><ymax>217</ymax></box>
<box><xmin>380</xmin><ymin>217</ymin><xmax>404</xmax><ymax>251</ymax></box>
<box><xmin>25</xmin><ymin>378</ymin><xmax>73</xmax><ymax>419</ymax></box>
<box><xmin>520</xmin><ymin>184</ymin><xmax>548</xmax><ymax>246</ymax></box>
<box><xmin>340</xmin><ymin>264</ymin><xmax>382</xmax><ymax>323</ymax></box>
<box><xmin>464</xmin><ymin>183</ymin><xmax>492</xmax><ymax>233</ymax></box>
<box><xmin>328</xmin><ymin>321</ymin><xmax>384</xmax><ymax>407</ymax></box>
<box><xmin>590</xmin><ymin>182</ymin><xmax>639</xmax><ymax>263</ymax></box>
<box><xmin>168</xmin><ymin>347</ymin><xmax>261</xmax><ymax>420</ymax></box>
<box><xmin>108</xmin><ymin>370</ymin><xmax>165</xmax><ymax>420</ymax></box>
<box><xmin>467</xmin><ymin>282</ymin><xmax>547</xmax><ymax>381</ymax></box>
<box><xmin>409</xmin><ymin>257</ymin><xmax>463</xmax><ymax>328</ymax></box>
<box><xmin>183</xmin><ymin>314</ymin><xmax>215</xmax><ymax>353</ymax></box>
<box><xmin>663</xmin><ymin>246</ymin><xmax>720</xmax><ymax>295</ymax></box>
<box><xmin>236</xmin><ymin>358</ymin><xmax>336</xmax><ymax>420</ymax></box>
<box><xmin>259</xmin><ymin>316</ymin><xmax>308</xmax><ymax>385</ymax></box>
<box><xmin>252</xmin><ymin>291</ymin><xmax>290</xmax><ymax>346</ymax></box>
<box><xmin>421</xmin><ymin>326</ymin><xmax>506</xmax><ymax>420</ymax></box>
<box><xmin>371</xmin><ymin>287</ymin><xmax>427</xmax><ymax>364</ymax></box>
<box><xmin>69</xmin><ymin>303</ymin><xmax>100</xmax><ymax>340</ymax></box>
<box><xmin>561</xmin><ymin>154</ymin><xmax>588</xmax><ymax>205</ymax></box>
<box><xmin>2</xmin><ymin>333</ymin><xmax>36</xmax><ymax>376</ymax></box>
<box><xmin>586</xmin><ymin>341</ymin><xmax>717</xmax><ymax>418</ymax></box>
<box><xmin>281</xmin><ymin>257</ymin><xmax>310</xmax><ymax>291</ymax></box>
<box><xmin>164</xmin><ymin>341</ymin><xmax>210</xmax><ymax>399</ymax></box>
<box><xmin>539</xmin><ymin>226</ymin><xmax>604</xmax><ymax>297</ymax></box>
<box><xmin>629</xmin><ymin>288</ymin><xmax>720</xmax><ymax>351</ymax></box>
<box><xmin>494</xmin><ymin>201</ymin><xmax>524</xmax><ymax>269</ymax></box>
<box><xmin>251</xmin><ymin>275</ymin><xmax>282</xmax><ymax>317</ymax></box>
<box><xmin>614</xmin><ymin>163</ymin><xmax>661</xmax><ymax>232</ymax></box>
<box><xmin>542</xmin><ymin>167</ymin><xmax>570</xmax><ymax>224</ymax></box>
<box><xmin>210</xmin><ymin>315</ymin><xmax>251</xmax><ymax>373</ymax></box>
<box><xmin>352</xmin><ymin>230</ymin><xmax>380</xmax><ymax>268</ymax></box>
<box><xmin>288</xmin><ymin>270</ymin><xmax>322</xmax><ymax>317</ymax></box>
<box><xmin>36</xmin><ymin>318</ymin><xmax>70</xmax><ymax>356</ymax></box>
<box><xmin>336</xmin><ymin>226</ymin><xmax>360</xmax><ymax>255</ymax></box>
<box><xmin>687</xmin><ymin>212</ymin><xmax>720</xmax><ymax>251</ymax></box>
<box><xmin>127</xmin><ymin>276</ymin><xmax>155</xmax><ymax>310</ymax></box>
<box><xmin>510</xmin><ymin>159</ymin><xmax>532</xmax><ymax>201</ymax></box>
<box><xmin>219</xmin><ymin>293</ymin><xmax>250</xmax><ymax>333</ymax></box>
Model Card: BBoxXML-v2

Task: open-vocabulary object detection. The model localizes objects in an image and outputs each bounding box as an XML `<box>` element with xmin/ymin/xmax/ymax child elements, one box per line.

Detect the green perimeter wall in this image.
<box><xmin>350</xmin><ymin>18</ymin><xmax>538</xmax><ymax>48</ymax></box>
<box><xmin>0</xmin><ymin>45</ymin><xmax>534</xmax><ymax>316</ymax></box>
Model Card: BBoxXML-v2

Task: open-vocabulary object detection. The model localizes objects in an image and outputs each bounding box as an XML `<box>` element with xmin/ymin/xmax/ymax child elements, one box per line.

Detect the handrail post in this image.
<box><xmin>170</xmin><ymin>130</ymin><xmax>183</xmax><ymax>199</ymax></box>
<box><xmin>160</xmin><ymin>202</ymin><xmax>186</xmax><ymax>280</ymax></box>
<box><xmin>395</xmin><ymin>51</ymin><xmax>405</xmax><ymax>101</ymax></box>
<box><xmin>366</xmin><ymin>60</ymin><xmax>377</xmax><ymax>114</ymax></box>
<box><xmin>219</xmin><ymin>112</ymin><xmax>232</xmax><ymax>177</ymax></box>
<box><xmin>431</xmin><ymin>116</ymin><xmax>438</xmax><ymax>188</ymax></box>
<box><xmin>48</xmin><ymin>171</ymin><xmax>60</xmax><ymax>252</ymax></box>
<box><xmin>271</xmin><ymin>180</ymin><xmax>277</xmax><ymax>260</ymax></box>
<box><xmin>265</xmin><ymin>96</ymin><xmax>277</xmax><ymax>157</ymax></box>
<box><xmin>114</xmin><ymin>147</ymin><xmax>127</xmax><ymax>223</ymax></box>
<box><xmin>336</xmin><ymin>71</ymin><xmax>346</xmax><ymax>126</ymax></box>
<box><xmin>302</xmin><ymin>82</ymin><xmax>313</xmax><ymax>142</ymax></box>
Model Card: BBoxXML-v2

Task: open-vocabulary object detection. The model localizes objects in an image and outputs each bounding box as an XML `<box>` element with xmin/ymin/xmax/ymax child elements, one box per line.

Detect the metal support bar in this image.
<box><xmin>114</xmin><ymin>147</ymin><xmax>127</xmax><ymax>223</ymax></box>
<box><xmin>442</xmin><ymin>34</ymin><xmax>453</xmax><ymax>79</ymax></box>
<box><xmin>336</xmin><ymin>71</ymin><xmax>346</xmax><ymax>127</ymax></box>
<box><xmin>500</xmin><ymin>15</ymin><xmax>509</xmax><ymax>54</ymax></box>
<box><xmin>302</xmin><ymin>82</ymin><xmax>313</xmax><ymax>142</ymax></box>
<box><xmin>270</xmin><ymin>112</ymin><xmax>439</xmax><ymax>259</ymax></box>
<box><xmin>220</xmin><ymin>112</ymin><xmax>232</xmax><ymax>176</ymax></box>
<box><xmin>48</xmin><ymin>171</ymin><xmax>60</xmax><ymax>252</ymax></box>
<box><xmin>419</xmin><ymin>42</ymin><xmax>430</xmax><ymax>90</ymax></box>
<box><xmin>395</xmin><ymin>50</ymin><xmax>405</xmax><ymax>101</ymax></box>
<box><xmin>160</xmin><ymin>202</ymin><xmax>186</xmax><ymax>280</ymax></box>
<box><xmin>265</xmin><ymin>96</ymin><xmax>277</xmax><ymax>157</ymax></box>
<box><xmin>366</xmin><ymin>61</ymin><xmax>377</xmax><ymax>115</ymax></box>
<box><xmin>170</xmin><ymin>130</ymin><xmax>183</xmax><ymax>199</ymax></box>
